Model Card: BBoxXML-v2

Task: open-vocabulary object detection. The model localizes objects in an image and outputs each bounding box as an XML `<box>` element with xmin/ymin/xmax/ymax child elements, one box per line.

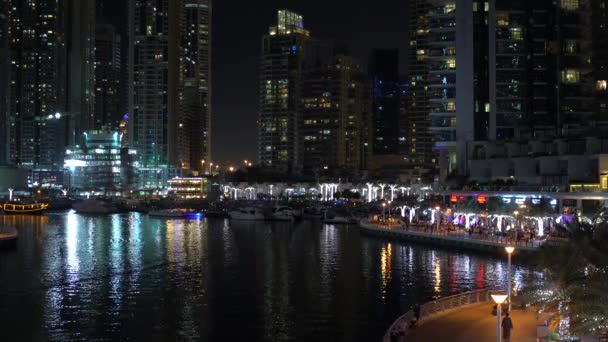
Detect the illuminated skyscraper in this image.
<box><xmin>5</xmin><ymin>0</ymin><xmax>67</xmax><ymax>171</ymax></box>
<box><xmin>179</xmin><ymin>0</ymin><xmax>212</xmax><ymax>171</ymax></box>
<box><xmin>128</xmin><ymin>0</ymin><xmax>211</xmax><ymax>187</ymax></box>
<box><xmin>258</xmin><ymin>10</ymin><xmax>310</xmax><ymax>174</ymax></box>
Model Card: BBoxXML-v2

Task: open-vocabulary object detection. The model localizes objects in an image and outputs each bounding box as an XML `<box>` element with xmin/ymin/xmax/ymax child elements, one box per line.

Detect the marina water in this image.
<box><xmin>0</xmin><ymin>212</ymin><xmax>538</xmax><ymax>341</ymax></box>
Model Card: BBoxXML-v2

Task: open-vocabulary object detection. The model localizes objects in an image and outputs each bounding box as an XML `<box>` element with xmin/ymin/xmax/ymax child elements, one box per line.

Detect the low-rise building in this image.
<box><xmin>167</xmin><ymin>177</ymin><xmax>207</xmax><ymax>199</ymax></box>
<box><xmin>64</xmin><ymin>131</ymin><xmax>136</xmax><ymax>191</ymax></box>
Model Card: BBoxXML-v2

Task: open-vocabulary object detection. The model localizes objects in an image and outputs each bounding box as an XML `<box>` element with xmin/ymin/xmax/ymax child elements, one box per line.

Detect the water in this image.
<box><xmin>0</xmin><ymin>212</ymin><xmax>537</xmax><ymax>341</ymax></box>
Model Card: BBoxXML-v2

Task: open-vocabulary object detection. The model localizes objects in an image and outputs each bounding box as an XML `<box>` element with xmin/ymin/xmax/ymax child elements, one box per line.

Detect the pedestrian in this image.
<box><xmin>502</xmin><ymin>312</ymin><xmax>514</xmax><ymax>341</ymax></box>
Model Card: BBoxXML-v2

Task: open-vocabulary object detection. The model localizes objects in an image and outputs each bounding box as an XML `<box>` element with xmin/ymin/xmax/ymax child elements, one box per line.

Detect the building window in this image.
<box><xmin>564</xmin><ymin>40</ymin><xmax>578</xmax><ymax>54</ymax></box>
<box><xmin>446</xmin><ymin>59</ymin><xmax>456</xmax><ymax>69</ymax></box>
<box><xmin>561</xmin><ymin>69</ymin><xmax>580</xmax><ymax>83</ymax></box>
<box><xmin>510</xmin><ymin>27</ymin><xmax>523</xmax><ymax>40</ymax></box>
<box><xmin>596</xmin><ymin>80</ymin><xmax>607</xmax><ymax>90</ymax></box>
<box><xmin>561</xmin><ymin>0</ymin><xmax>579</xmax><ymax>10</ymax></box>
<box><xmin>496</xmin><ymin>12</ymin><xmax>509</xmax><ymax>26</ymax></box>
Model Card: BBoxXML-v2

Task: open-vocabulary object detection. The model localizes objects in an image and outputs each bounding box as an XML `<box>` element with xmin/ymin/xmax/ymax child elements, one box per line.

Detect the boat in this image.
<box><xmin>229</xmin><ymin>207</ymin><xmax>265</xmax><ymax>221</ymax></box>
<box><xmin>267</xmin><ymin>206</ymin><xmax>295</xmax><ymax>222</ymax></box>
<box><xmin>322</xmin><ymin>210</ymin><xmax>357</xmax><ymax>224</ymax></box>
<box><xmin>302</xmin><ymin>206</ymin><xmax>325</xmax><ymax>219</ymax></box>
<box><xmin>73</xmin><ymin>198</ymin><xmax>118</xmax><ymax>215</ymax></box>
<box><xmin>1</xmin><ymin>202</ymin><xmax>49</xmax><ymax>215</ymax></box>
<box><xmin>149</xmin><ymin>209</ymin><xmax>203</xmax><ymax>219</ymax></box>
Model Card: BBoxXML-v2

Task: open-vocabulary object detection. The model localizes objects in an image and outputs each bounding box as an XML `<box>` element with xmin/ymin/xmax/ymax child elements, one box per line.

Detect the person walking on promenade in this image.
<box><xmin>502</xmin><ymin>312</ymin><xmax>514</xmax><ymax>341</ymax></box>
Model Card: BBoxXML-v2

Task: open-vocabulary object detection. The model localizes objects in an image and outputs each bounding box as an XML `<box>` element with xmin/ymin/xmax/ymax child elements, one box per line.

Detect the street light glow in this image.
<box><xmin>491</xmin><ymin>294</ymin><xmax>508</xmax><ymax>304</ymax></box>
<box><xmin>505</xmin><ymin>246</ymin><xmax>515</xmax><ymax>254</ymax></box>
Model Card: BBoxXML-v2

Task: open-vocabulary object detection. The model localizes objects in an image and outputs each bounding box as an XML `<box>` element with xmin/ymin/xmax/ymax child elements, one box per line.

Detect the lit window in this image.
<box><xmin>561</xmin><ymin>0</ymin><xmax>579</xmax><ymax>10</ymax></box>
<box><xmin>485</xmin><ymin>103</ymin><xmax>491</xmax><ymax>112</ymax></box>
<box><xmin>561</xmin><ymin>69</ymin><xmax>580</xmax><ymax>83</ymax></box>
<box><xmin>484</xmin><ymin>1</ymin><xmax>489</xmax><ymax>11</ymax></box>
<box><xmin>445</xmin><ymin>3</ymin><xmax>456</xmax><ymax>14</ymax></box>
<box><xmin>597</xmin><ymin>80</ymin><xmax>608</xmax><ymax>91</ymax></box>
<box><xmin>447</xmin><ymin>59</ymin><xmax>456</xmax><ymax>69</ymax></box>
<box><xmin>510</xmin><ymin>27</ymin><xmax>523</xmax><ymax>40</ymax></box>
<box><xmin>496</xmin><ymin>12</ymin><xmax>509</xmax><ymax>26</ymax></box>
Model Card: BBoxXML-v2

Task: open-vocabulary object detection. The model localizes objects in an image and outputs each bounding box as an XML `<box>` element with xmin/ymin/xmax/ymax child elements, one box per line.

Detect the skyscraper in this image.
<box><xmin>129</xmin><ymin>0</ymin><xmax>212</xmax><ymax>187</ymax></box>
<box><xmin>5</xmin><ymin>0</ymin><xmax>67</xmax><ymax>171</ymax></box>
<box><xmin>407</xmin><ymin>0</ymin><xmax>433</xmax><ymax>165</ymax></box>
<box><xmin>179</xmin><ymin>0</ymin><xmax>212</xmax><ymax>171</ymax></box>
<box><xmin>369</xmin><ymin>49</ymin><xmax>401</xmax><ymax>155</ymax></box>
<box><xmin>300</xmin><ymin>46</ymin><xmax>371</xmax><ymax>178</ymax></box>
<box><xmin>94</xmin><ymin>23</ymin><xmax>122</xmax><ymax>130</ymax></box>
<box><xmin>258</xmin><ymin>10</ymin><xmax>310</xmax><ymax>175</ymax></box>
<box><xmin>67</xmin><ymin>0</ymin><xmax>96</xmax><ymax>144</ymax></box>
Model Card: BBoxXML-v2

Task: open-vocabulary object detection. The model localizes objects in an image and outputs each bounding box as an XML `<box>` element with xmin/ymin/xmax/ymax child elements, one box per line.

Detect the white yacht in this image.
<box><xmin>73</xmin><ymin>198</ymin><xmax>118</xmax><ymax>215</ymax></box>
<box><xmin>228</xmin><ymin>207</ymin><xmax>265</xmax><ymax>221</ymax></box>
<box><xmin>268</xmin><ymin>206</ymin><xmax>295</xmax><ymax>222</ymax></box>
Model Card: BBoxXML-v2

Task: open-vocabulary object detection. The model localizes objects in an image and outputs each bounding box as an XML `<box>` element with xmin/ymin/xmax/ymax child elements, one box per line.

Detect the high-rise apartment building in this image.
<box><xmin>258</xmin><ymin>10</ymin><xmax>310</xmax><ymax>175</ymax></box>
<box><xmin>407</xmin><ymin>0</ymin><xmax>433</xmax><ymax>165</ymax></box>
<box><xmin>300</xmin><ymin>48</ymin><xmax>371</xmax><ymax>178</ymax></box>
<box><xmin>410</xmin><ymin>0</ymin><xmax>605</xmax><ymax>180</ymax></box>
<box><xmin>128</xmin><ymin>0</ymin><xmax>212</xmax><ymax>187</ymax></box>
<box><xmin>5</xmin><ymin>0</ymin><xmax>67</xmax><ymax>171</ymax></box>
<box><xmin>179</xmin><ymin>0</ymin><xmax>212</xmax><ymax>171</ymax></box>
<box><xmin>369</xmin><ymin>49</ymin><xmax>401</xmax><ymax>155</ymax></box>
<box><xmin>94</xmin><ymin>23</ymin><xmax>122</xmax><ymax>130</ymax></box>
<box><xmin>67</xmin><ymin>0</ymin><xmax>96</xmax><ymax>145</ymax></box>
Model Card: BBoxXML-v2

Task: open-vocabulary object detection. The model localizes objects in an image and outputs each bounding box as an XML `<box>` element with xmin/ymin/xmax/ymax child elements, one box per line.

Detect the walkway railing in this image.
<box><xmin>383</xmin><ymin>289</ymin><xmax>490</xmax><ymax>342</ymax></box>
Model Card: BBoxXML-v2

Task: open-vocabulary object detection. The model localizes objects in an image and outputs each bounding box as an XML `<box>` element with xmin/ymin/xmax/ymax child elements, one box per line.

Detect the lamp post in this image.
<box><xmin>505</xmin><ymin>246</ymin><xmax>515</xmax><ymax>313</ymax></box>
<box><xmin>435</xmin><ymin>206</ymin><xmax>441</xmax><ymax>230</ymax></box>
<box><xmin>382</xmin><ymin>202</ymin><xmax>386</xmax><ymax>221</ymax></box>
<box><xmin>491</xmin><ymin>293</ymin><xmax>508</xmax><ymax>342</ymax></box>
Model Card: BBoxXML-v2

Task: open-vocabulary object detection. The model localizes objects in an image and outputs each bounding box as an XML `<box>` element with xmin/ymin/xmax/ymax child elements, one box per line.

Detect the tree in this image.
<box><xmin>524</xmin><ymin>217</ymin><xmax>608</xmax><ymax>338</ymax></box>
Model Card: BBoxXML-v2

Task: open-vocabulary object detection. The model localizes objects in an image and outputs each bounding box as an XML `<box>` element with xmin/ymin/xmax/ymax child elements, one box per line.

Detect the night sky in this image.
<box><xmin>103</xmin><ymin>0</ymin><xmax>409</xmax><ymax>164</ymax></box>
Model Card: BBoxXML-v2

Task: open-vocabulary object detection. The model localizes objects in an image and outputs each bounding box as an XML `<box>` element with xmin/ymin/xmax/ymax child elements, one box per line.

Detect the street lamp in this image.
<box><xmin>505</xmin><ymin>246</ymin><xmax>515</xmax><ymax>313</ymax></box>
<box><xmin>491</xmin><ymin>293</ymin><xmax>508</xmax><ymax>342</ymax></box>
<box><xmin>435</xmin><ymin>206</ymin><xmax>441</xmax><ymax>230</ymax></box>
<box><xmin>382</xmin><ymin>202</ymin><xmax>386</xmax><ymax>221</ymax></box>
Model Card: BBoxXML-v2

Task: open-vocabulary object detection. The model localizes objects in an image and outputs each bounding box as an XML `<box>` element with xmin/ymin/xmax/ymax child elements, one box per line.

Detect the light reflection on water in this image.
<box><xmin>0</xmin><ymin>213</ymin><xmax>539</xmax><ymax>341</ymax></box>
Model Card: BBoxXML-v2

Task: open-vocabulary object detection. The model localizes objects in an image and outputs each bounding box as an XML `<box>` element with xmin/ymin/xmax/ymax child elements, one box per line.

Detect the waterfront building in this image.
<box><xmin>167</xmin><ymin>177</ymin><xmax>207</xmax><ymax>199</ymax></box>
<box><xmin>64</xmin><ymin>130</ymin><xmax>136</xmax><ymax>191</ymax></box>
<box><xmin>128</xmin><ymin>0</ymin><xmax>212</xmax><ymax>187</ymax></box>
<box><xmin>409</xmin><ymin>0</ymin><xmax>606</xmax><ymax>186</ymax></box>
<box><xmin>258</xmin><ymin>9</ymin><xmax>311</xmax><ymax>175</ymax></box>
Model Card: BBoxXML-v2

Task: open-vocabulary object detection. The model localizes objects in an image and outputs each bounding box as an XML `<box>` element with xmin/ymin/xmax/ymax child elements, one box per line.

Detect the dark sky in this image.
<box><xmin>104</xmin><ymin>0</ymin><xmax>409</xmax><ymax>165</ymax></box>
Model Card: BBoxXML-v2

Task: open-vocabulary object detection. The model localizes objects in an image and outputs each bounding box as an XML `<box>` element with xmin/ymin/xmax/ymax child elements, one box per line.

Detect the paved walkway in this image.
<box><xmin>407</xmin><ymin>303</ymin><xmax>540</xmax><ymax>342</ymax></box>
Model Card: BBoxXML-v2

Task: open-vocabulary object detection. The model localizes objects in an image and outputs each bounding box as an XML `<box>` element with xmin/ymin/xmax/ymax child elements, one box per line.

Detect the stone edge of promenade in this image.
<box><xmin>357</xmin><ymin>220</ymin><xmax>539</xmax><ymax>254</ymax></box>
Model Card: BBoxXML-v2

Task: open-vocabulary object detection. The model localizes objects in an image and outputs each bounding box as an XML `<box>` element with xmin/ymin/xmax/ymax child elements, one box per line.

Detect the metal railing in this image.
<box><xmin>383</xmin><ymin>289</ymin><xmax>490</xmax><ymax>342</ymax></box>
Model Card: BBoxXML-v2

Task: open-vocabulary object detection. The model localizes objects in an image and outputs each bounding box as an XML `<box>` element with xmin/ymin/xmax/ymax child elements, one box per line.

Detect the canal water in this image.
<box><xmin>0</xmin><ymin>212</ymin><xmax>537</xmax><ymax>341</ymax></box>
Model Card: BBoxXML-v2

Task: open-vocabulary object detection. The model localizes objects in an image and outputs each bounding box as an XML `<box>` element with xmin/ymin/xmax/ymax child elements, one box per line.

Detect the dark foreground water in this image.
<box><xmin>0</xmin><ymin>212</ymin><xmax>537</xmax><ymax>341</ymax></box>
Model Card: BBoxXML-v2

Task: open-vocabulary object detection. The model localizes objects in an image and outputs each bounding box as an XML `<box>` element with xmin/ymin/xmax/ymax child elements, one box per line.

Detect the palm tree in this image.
<box><xmin>524</xmin><ymin>215</ymin><xmax>608</xmax><ymax>338</ymax></box>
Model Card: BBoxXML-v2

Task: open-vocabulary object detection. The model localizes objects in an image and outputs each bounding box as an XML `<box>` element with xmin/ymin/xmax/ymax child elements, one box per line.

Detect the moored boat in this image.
<box><xmin>229</xmin><ymin>207</ymin><xmax>265</xmax><ymax>221</ymax></box>
<box><xmin>1</xmin><ymin>202</ymin><xmax>49</xmax><ymax>215</ymax></box>
<box><xmin>73</xmin><ymin>198</ymin><xmax>118</xmax><ymax>215</ymax></box>
<box><xmin>267</xmin><ymin>206</ymin><xmax>295</xmax><ymax>222</ymax></box>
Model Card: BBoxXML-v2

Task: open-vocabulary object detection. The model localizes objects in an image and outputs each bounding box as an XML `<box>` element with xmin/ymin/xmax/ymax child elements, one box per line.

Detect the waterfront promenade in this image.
<box><xmin>407</xmin><ymin>303</ymin><xmax>540</xmax><ymax>342</ymax></box>
<box><xmin>359</xmin><ymin>219</ymin><xmax>544</xmax><ymax>254</ymax></box>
